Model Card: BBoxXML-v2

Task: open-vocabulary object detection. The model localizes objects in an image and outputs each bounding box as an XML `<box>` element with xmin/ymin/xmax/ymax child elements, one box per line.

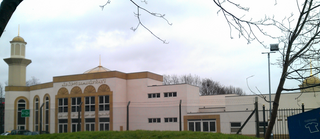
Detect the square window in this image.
<box><xmin>99</xmin><ymin>96</ymin><xmax>103</xmax><ymax>103</ymax></box>
<box><xmin>149</xmin><ymin>119</ymin><xmax>152</xmax><ymax>123</ymax></box>
<box><xmin>165</xmin><ymin>118</ymin><xmax>168</xmax><ymax>122</ymax></box>
<box><xmin>164</xmin><ymin>93</ymin><xmax>168</xmax><ymax>97</ymax></box>
<box><xmin>174</xmin><ymin>118</ymin><xmax>178</xmax><ymax>122</ymax></box>
<box><xmin>157</xmin><ymin>118</ymin><xmax>161</xmax><ymax>123</ymax></box>
<box><xmin>157</xmin><ymin>93</ymin><xmax>160</xmax><ymax>98</ymax></box>
<box><xmin>169</xmin><ymin>93</ymin><xmax>172</xmax><ymax>97</ymax></box>
<box><xmin>153</xmin><ymin>119</ymin><xmax>156</xmax><ymax>123</ymax></box>
<box><xmin>148</xmin><ymin>94</ymin><xmax>151</xmax><ymax>98</ymax></box>
<box><xmin>173</xmin><ymin>92</ymin><xmax>177</xmax><ymax>97</ymax></box>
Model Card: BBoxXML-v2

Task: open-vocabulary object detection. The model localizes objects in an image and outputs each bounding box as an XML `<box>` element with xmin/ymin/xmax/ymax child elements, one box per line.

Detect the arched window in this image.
<box><xmin>44</xmin><ymin>96</ymin><xmax>50</xmax><ymax>132</ymax></box>
<box><xmin>34</xmin><ymin>97</ymin><xmax>39</xmax><ymax>131</ymax></box>
<box><xmin>17</xmin><ymin>99</ymin><xmax>26</xmax><ymax>130</ymax></box>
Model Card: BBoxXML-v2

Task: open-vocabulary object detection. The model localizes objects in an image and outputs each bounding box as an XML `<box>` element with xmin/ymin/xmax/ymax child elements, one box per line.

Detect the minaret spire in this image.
<box><xmin>99</xmin><ymin>55</ymin><xmax>101</xmax><ymax>67</ymax></box>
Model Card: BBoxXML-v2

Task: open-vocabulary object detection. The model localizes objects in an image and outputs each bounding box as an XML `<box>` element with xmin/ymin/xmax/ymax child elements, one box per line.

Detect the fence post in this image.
<box><xmin>179</xmin><ymin>100</ymin><xmax>182</xmax><ymax>131</ymax></box>
<box><xmin>255</xmin><ymin>97</ymin><xmax>259</xmax><ymax>138</ymax></box>
<box><xmin>302</xmin><ymin>103</ymin><xmax>304</xmax><ymax>113</ymax></box>
<box><xmin>263</xmin><ymin>105</ymin><xmax>266</xmax><ymax>137</ymax></box>
<box><xmin>127</xmin><ymin>101</ymin><xmax>130</xmax><ymax>131</ymax></box>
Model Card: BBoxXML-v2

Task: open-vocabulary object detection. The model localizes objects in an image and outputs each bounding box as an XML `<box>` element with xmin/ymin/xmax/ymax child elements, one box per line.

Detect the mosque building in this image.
<box><xmin>3</xmin><ymin>34</ymin><xmax>320</xmax><ymax>136</ymax></box>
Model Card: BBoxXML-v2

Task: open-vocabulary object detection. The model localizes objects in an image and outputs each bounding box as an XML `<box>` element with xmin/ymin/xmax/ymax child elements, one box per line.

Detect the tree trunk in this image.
<box><xmin>0</xmin><ymin>0</ymin><xmax>23</xmax><ymax>38</ymax></box>
<box><xmin>265</xmin><ymin>63</ymin><xmax>288</xmax><ymax>139</ymax></box>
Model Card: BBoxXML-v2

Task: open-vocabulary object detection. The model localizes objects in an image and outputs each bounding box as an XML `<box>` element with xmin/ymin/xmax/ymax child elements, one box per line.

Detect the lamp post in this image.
<box><xmin>262</xmin><ymin>44</ymin><xmax>278</xmax><ymax>119</ymax></box>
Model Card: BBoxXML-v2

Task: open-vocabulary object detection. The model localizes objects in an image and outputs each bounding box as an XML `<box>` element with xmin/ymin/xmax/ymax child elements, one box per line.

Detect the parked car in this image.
<box><xmin>0</xmin><ymin>132</ymin><xmax>9</xmax><ymax>136</ymax></box>
<box><xmin>9</xmin><ymin>129</ymin><xmax>30</xmax><ymax>135</ymax></box>
<box><xmin>23</xmin><ymin>131</ymin><xmax>39</xmax><ymax>135</ymax></box>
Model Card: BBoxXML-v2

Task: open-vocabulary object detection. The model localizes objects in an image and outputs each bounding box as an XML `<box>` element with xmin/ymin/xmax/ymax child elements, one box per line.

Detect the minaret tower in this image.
<box><xmin>3</xmin><ymin>29</ymin><xmax>31</xmax><ymax>86</ymax></box>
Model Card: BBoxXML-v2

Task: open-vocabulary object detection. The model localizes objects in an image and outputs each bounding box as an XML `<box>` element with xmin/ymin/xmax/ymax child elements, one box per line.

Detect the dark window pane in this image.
<box><xmin>64</xmin><ymin>98</ymin><xmax>68</xmax><ymax>105</ymax></box>
<box><xmin>203</xmin><ymin>122</ymin><xmax>209</xmax><ymax>132</ymax></box>
<box><xmin>72</xmin><ymin>106</ymin><xmax>76</xmax><ymax>112</ymax></box>
<box><xmin>46</xmin><ymin>102</ymin><xmax>49</xmax><ymax>109</ymax></box>
<box><xmin>91</xmin><ymin>124</ymin><xmax>94</xmax><ymax>131</ymax></box>
<box><xmin>72</xmin><ymin>124</ymin><xmax>76</xmax><ymax>132</ymax></box>
<box><xmin>36</xmin><ymin>103</ymin><xmax>39</xmax><ymax>109</ymax></box>
<box><xmin>157</xmin><ymin>93</ymin><xmax>160</xmax><ymax>98</ymax></box>
<box><xmin>153</xmin><ymin>94</ymin><xmax>156</xmax><ymax>98</ymax></box>
<box><xmin>91</xmin><ymin>97</ymin><xmax>95</xmax><ymax>104</ymax></box>
<box><xmin>157</xmin><ymin>118</ymin><xmax>161</xmax><ymax>123</ymax></box>
<box><xmin>169</xmin><ymin>118</ymin><xmax>172</xmax><ymax>122</ymax></box>
<box><xmin>210</xmin><ymin>122</ymin><xmax>216</xmax><ymax>132</ymax></box>
<box><xmin>148</xmin><ymin>94</ymin><xmax>151</xmax><ymax>98</ymax></box>
<box><xmin>105</xmin><ymin>96</ymin><xmax>109</xmax><ymax>103</ymax></box>
<box><xmin>35</xmin><ymin>111</ymin><xmax>39</xmax><ymax>124</ymax></box>
<box><xmin>173</xmin><ymin>92</ymin><xmax>177</xmax><ymax>97</ymax></box>
<box><xmin>99</xmin><ymin>118</ymin><xmax>110</xmax><ymax>122</ymax></box>
<box><xmin>165</xmin><ymin>118</ymin><xmax>168</xmax><ymax>122</ymax></box>
<box><xmin>46</xmin><ymin>125</ymin><xmax>49</xmax><ymax>132</ymax></box>
<box><xmin>189</xmin><ymin>122</ymin><xmax>194</xmax><ymax>131</ymax></box>
<box><xmin>59</xmin><ymin>125</ymin><xmax>63</xmax><ymax>133</ymax></box>
<box><xmin>85</xmin><ymin>106</ymin><xmax>89</xmax><ymax>111</ymax></box>
<box><xmin>86</xmin><ymin>124</ymin><xmax>89</xmax><ymax>131</ymax></box>
<box><xmin>46</xmin><ymin>97</ymin><xmax>49</xmax><ymax>100</ymax></box>
<box><xmin>169</xmin><ymin>93</ymin><xmax>172</xmax><ymax>97</ymax></box>
<box><xmin>149</xmin><ymin>119</ymin><xmax>152</xmax><ymax>123</ymax></box>
<box><xmin>99</xmin><ymin>96</ymin><xmax>103</xmax><ymax>103</ymax></box>
<box><xmin>72</xmin><ymin>98</ymin><xmax>76</xmax><ymax>105</ymax></box>
<box><xmin>64</xmin><ymin>125</ymin><xmax>67</xmax><ymax>133</ymax></box>
<box><xmin>164</xmin><ymin>93</ymin><xmax>168</xmax><ymax>97</ymax></box>
<box><xmin>85</xmin><ymin>118</ymin><xmax>95</xmax><ymax>122</ymax></box>
<box><xmin>153</xmin><ymin>119</ymin><xmax>156</xmax><ymax>123</ymax></box>
<box><xmin>195</xmin><ymin>122</ymin><xmax>201</xmax><ymax>131</ymax></box>
<box><xmin>59</xmin><ymin>107</ymin><xmax>62</xmax><ymax>112</ymax></box>
<box><xmin>100</xmin><ymin>124</ymin><xmax>104</xmax><ymax>131</ymax></box>
<box><xmin>105</xmin><ymin>105</ymin><xmax>109</xmax><ymax>111</ymax></box>
<box><xmin>77</xmin><ymin>97</ymin><xmax>81</xmax><ymax>104</ymax></box>
<box><xmin>105</xmin><ymin>124</ymin><xmax>109</xmax><ymax>130</ymax></box>
<box><xmin>64</xmin><ymin>107</ymin><xmax>68</xmax><ymax>112</ymax></box>
<box><xmin>59</xmin><ymin>99</ymin><xmax>62</xmax><ymax>105</ymax></box>
<box><xmin>85</xmin><ymin>97</ymin><xmax>89</xmax><ymax>104</ymax></box>
<box><xmin>59</xmin><ymin>119</ymin><xmax>68</xmax><ymax>123</ymax></box>
<box><xmin>231</xmin><ymin>122</ymin><xmax>241</xmax><ymax>127</ymax></box>
<box><xmin>18</xmin><ymin>99</ymin><xmax>25</xmax><ymax>103</ymax></box>
<box><xmin>45</xmin><ymin>111</ymin><xmax>49</xmax><ymax>124</ymax></box>
<box><xmin>99</xmin><ymin>105</ymin><xmax>104</xmax><ymax>111</ymax></box>
<box><xmin>174</xmin><ymin>118</ymin><xmax>178</xmax><ymax>122</ymax></box>
<box><xmin>91</xmin><ymin>105</ymin><xmax>95</xmax><ymax>111</ymax></box>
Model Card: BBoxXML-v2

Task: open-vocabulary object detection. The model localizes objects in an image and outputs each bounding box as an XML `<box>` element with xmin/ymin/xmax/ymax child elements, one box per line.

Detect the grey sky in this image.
<box><xmin>0</xmin><ymin>0</ymin><xmax>303</xmax><ymax>94</ymax></box>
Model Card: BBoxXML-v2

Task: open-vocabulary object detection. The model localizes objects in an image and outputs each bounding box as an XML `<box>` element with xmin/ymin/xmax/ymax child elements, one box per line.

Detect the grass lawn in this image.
<box><xmin>1</xmin><ymin>130</ymin><xmax>259</xmax><ymax>139</ymax></box>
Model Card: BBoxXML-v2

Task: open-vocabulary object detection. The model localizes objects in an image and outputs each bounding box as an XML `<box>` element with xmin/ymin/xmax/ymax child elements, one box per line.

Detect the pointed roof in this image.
<box><xmin>84</xmin><ymin>55</ymin><xmax>110</xmax><ymax>73</ymax></box>
<box><xmin>84</xmin><ymin>66</ymin><xmax>111</xmax><ymax>74</ymax></box>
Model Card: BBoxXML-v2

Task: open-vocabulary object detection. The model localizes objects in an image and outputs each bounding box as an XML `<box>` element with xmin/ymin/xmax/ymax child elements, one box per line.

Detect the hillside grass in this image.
<box><xmin>1</xmin><ymin>130</ymin><xmax>258</xmax><ymax>139</ymax></box>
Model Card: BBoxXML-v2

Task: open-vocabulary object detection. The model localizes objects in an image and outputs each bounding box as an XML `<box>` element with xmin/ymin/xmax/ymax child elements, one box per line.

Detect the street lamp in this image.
<box><xmin>262</xmin><ymin>44</ymin><xmax>278</xmax><ymax>118</ymax></box>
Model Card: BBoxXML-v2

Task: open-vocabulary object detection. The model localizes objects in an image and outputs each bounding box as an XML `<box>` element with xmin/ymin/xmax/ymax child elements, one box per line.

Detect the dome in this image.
<box><xmin>303</xmin><ymin>76</ymin><xmax>320</xmax><ymax>85</ymax></box>
<box><xmin>11</xmin><ymin>36</ymin><xmax>26</xmax><ymax>43</ymax></box>
<box><xmin>84</xmin><ymin>66</ymin><xmax>111</xmax><ymax>74</ymax></box>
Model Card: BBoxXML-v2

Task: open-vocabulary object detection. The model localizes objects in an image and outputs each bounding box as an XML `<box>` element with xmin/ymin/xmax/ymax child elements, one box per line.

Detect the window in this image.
<box><xmin>58</xmin><ymin>98</ymin><xmax>68</xmax><ymax>113</ymax></box>
<box><xmin>34</xmin><ymin>98</ymin><xmax>39</xmax><ymax>131</ymax></box>
<box><xmin>148</xmin><ymin>118</ymin><xmax>161</xmax><ymax>123</ymax></box>
<box><xmin>71</xmin><ymin>97</ymin><xmax>82</xmax><ymax>112</ymax></box>
<box><xmin>99</xmin><ymin>118</ymin><xmax>110</xmax><ymax>131</ymax></box>
<box><xmin>85</xmin><ymin>118</ymin><xmax>95</xmax><ymax>131</ymax></box>
<box><xmin>17</xmin><ymin>99</ymin><xmax>26</xmax><ymax>130</ymax></box>
<box><xmin>164</xmin><ymin>117</ymin><xmax>178</xmax><ymax>123</ymax></box>
<box><xmin>44</xmin><ymin>96</ymin><xmax>50</xmax><ymax>132</ymax></box>
<box><xmin>58</xmin><ymin>119</ymin><xmax>68</xmax><ymax>133</ymax></box>
<box><xmin>71</xmin><ymin>119</ymin><xmax>81</xmax><ymax>132</ymax></box>
<box><xmin>164</xmin><ymin>92</ymin><xmax>177</xmax><ymax>97</ymax></box>
<box><xmin>230</xmin><ymin>122</ymin><xmax>241</xmax><ymax>134</ymax></box>
<box><xmin>188</xmin><ymin>119</ymin><xmax>216</xmax><ymax>132</ymax></box>
<box><xmin>85</xmin><ymin>96</ymin><xmax>95</xmax><ymax>112</ymax></box>
<box><xmin>99</xmin><ymin>96</ymin><xmax>109</xmax><ymax>111</ymax></box>
<box><xmin>148</xmin><ymin>93</ymin><xmax>160</xmax><ymax>98</ymax></box>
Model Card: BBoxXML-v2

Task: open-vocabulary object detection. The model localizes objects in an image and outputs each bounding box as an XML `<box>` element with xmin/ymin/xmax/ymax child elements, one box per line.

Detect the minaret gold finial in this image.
<box><xmin>99</xmin><ymin>55</ymin><xmax>101</xmax><ymax>67</ymax></box>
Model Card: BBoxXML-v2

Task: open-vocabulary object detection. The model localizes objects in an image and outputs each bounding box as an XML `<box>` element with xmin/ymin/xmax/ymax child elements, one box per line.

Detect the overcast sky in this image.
<box><xmin>0</xmin><ymin>0</ymin><xmax>305</xmax><ymax>95</ymax></box>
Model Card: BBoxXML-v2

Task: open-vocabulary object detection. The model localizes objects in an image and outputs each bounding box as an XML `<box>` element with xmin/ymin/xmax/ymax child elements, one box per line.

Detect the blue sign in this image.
<box><xmin>288</xmin><ymin>107</ymin><xmax>320</xmax><ymax>139</ymax></box>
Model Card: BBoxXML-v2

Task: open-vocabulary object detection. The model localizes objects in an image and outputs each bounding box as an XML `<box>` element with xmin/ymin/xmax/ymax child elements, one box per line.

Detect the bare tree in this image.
<box><xmin>164</xmin><ymin>74</ymin><xmax>246</xmax><ymax>96</ymax></box>
<box><xmin>26</xmin><ymin>76</ymin><xmax>40</xmax><ymax>86</ymax></box>
<box><xmin>213</xmin><ymin>0</ymin><xmax>320</xmax><ymax>138</ymax></box>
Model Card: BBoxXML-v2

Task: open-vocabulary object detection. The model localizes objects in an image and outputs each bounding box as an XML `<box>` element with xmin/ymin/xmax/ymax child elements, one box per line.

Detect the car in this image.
<box><xmin>9</xmin><ymin>129</ymin><xmax>30</xmax><ymax>135</ymax></box>
<box><xmin>23</xmin><ymin>131</ymin><xmax>39</xmax><ymax>135</ymax></box>
<box><xmin>1</xmin><ymin>132</ymin><xmax>9</xmax><ymax>136</ymax></box>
